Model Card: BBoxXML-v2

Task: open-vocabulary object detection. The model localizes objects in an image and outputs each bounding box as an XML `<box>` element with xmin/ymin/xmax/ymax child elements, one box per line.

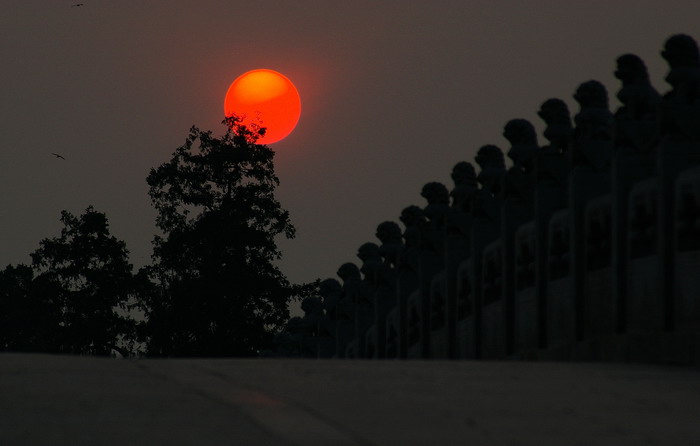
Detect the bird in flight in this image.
<box><xmin>72</xmin><ymin>3</ymin><xmax>84</xmax><ymax>7</ymax></box>
<box><xmin>51</xmin><ymin>153</ymin><xmax>66</xmax><ymax>160</ymax></box>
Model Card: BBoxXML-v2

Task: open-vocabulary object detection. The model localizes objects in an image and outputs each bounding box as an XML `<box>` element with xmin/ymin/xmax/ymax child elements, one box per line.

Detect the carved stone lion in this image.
<box><xmin>660</xmin><ymin>34</ymin><xmax>700</xmax><ymax>141</ymax></box>
<box><xmin>357</xmin><ymin>242</ymin><xmax>382</xmax><ymax>284</ymax></box>
<box><xmin>574</xmin><ymin>80</ymin><xmax>614</xmax><ymax>145</ymax></box>
<box><xmin>615</xmin><ymin>54</ymin><xmax>661</xmax><ymax>120</ymax></box>
<box><xmin>376</xmin><ymin>221</ymin><xmax>403</xmax><ymax>267</ymax></box>
<box><xmin>450</xmin><ymin>161</ymin><xmax>478</xmax><ymax>210</ymax></box>
<box><xmin>399</xmin><ymin>205</ymin><xmax>427</xmax><ymax>250</ymax></box>
<box><xmin>475</xmin><ymin>144</ymin><xmax>506</xmax><ymax>196</ymax></box>
<box><xmin>538</xmin><ymin>98</ymin><xmax>573</xmax><ymax>153</ymax></box>
<box><xmin>301</xmin><ymin>296</ymin><xmax>324</xmax><ymax>319</ymax></box>
<box><xmin>504</xmin><ymin>119</ymin><xmax>539</xmax><ymax>171</ymax></box>
<box><xmin>319</xmin><ymin>278</ymin><xmax>342</xmax><ymax>317</ymax></box>
<box><xmin>614</xmin><ymin>54</ymin><xmax>661</xmax><ymax>151</ymax></box>
<box><xmin>420</xmin><ymin>182</ymin><xmax>450</xmax><ymax>205</ymax></box>
<box><xmin>336</xmin><ymin>262</ymin><xmax>362</xmax><ymax>304</ymax></box>
<box><xmin>376</xmin><ymin>221</ymin><xmax>402</xmax><ymax>244</ymax></box>
<box><xmin>421</xmin><ymin>182</ymin><xmax>450</xmax><ymax>230</ymax></box>
<box><xmin>662</xmin><ymin>34</ymin><xmax>700</xmax><ymax>71</ymax></box>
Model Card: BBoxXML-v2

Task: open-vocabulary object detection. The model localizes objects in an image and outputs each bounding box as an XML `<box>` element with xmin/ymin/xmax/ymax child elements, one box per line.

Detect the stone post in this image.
<box><xmin>502</xmin><ymin>119</ymin><xmax>537</xmax><ymax>356</ymax></box>
<box><xmin>444</xmin><ymin>162</ymin><xmax>478</xmax><ymax>358</ymax></box>
<box><xmin>371</xmin><ymin>221</ymin><xmax>402</xmax><ymax>358</ymax></box>
<box><xmin>535</xmin><ymin>99</ymin><xmax>571</xmax><ymax>350</ymax></box>
<box><xmin>611</xmin><ymin>54</ymin><xmax>661</xmax><ymax>338</ymax></box>
<box><xmin>355</xmin><ymin>242</ymin><xmax>382</xmax><ymax>358</ymax></box>
<box><xmin>336</xmin><ymin>263</ymin><xmax>362</xmax><ymax>358</ymax></box>
<box><xmin>474</xmin><ymin>145</ymin><xmax>506</xmax><ymax>358</ymax></box>
<box><xmin>657</xmin><ymin>34</ymin><xmax>700</xmax><ymax>340</ymax></box>
<box><xmin>397</xmin><ymin>206</ymin><xmax>425</xmax><ymax>358</ymax></box>
<box><xmin>569</xmin><ymin>80</ymin><xmax>614</xmax><ymax>346</ymax></box>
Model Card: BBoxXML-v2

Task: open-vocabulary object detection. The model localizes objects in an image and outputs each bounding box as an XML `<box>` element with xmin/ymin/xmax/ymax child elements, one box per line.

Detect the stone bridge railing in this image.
<box><xmin>277</xmin><ymin>34</ymin><xmax>700</xmax><ymax>365</ymax></box>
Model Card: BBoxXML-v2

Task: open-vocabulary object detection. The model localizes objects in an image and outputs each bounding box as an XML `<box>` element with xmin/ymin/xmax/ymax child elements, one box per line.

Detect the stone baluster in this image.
<box><xmin>502</xmin><ymin>119</ymin><xmax>538</xmax><ymax>356</ymax></box>
<box><xmin>657</xmin><ymin>34</ymin><xmax>700</xmax><ymax>342</ymax></box>
<box><xmin>569</xmin><ymin>80</ymin><xmax>614</xmax><ymax>344</ymax></box>
<box><xmin>473</xmin><ymin>145</ymin><xmax>506</xmax><ymax>358</ymax></box>
<box><xmin>611</xmin><ymin>54</ymin><xmax>661</xmax><ymax>340</ymax></box>
<box><xmin>397</xmin><ymin>205</ymin><xmax>425</xmax><ymax>359</ymax></box>
<box><xmin>336</xmin><ymin>262</ymin><xmax>362</xmax><ymax>358</ymax></box>
<box><xmin>299</xmin><ymin>296</ymin><xmax>328</xmax><ymax>357</ymax></box>
<box><xmin>354</xmin><ymin>243</ymin><xmax>382</xmax><ymax>358</ymax></box>
<box><xmin>535</xmin><ymin>99</ymin><xmax>571</xmax><ymax>351</ymax></box>
<box><xmin>319</xmin><ymin>278</ymin><xmax>344</xmax><ymax>358</ymax></box>
<box><xmin>368</xmin><ymin>221</ymin><xmax>402</xmax><ymax>359</ymax></box>
<box><xmin>444</xmin><ymin>162</ymin><xmax>478</xmax><ymax>358</ymax></box>
<box><xmin>418</xmin><ymin>182</ymin><xmax>449</xmax><ymax>358</ymax></box>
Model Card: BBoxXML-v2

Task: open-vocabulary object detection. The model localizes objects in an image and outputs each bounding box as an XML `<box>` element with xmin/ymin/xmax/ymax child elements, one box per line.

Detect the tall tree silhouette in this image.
<box><xmin>143</xmin><ymin>117</ymin><xmax>312</xmax><ymax>357</ymax></box>
<box><xmin>29</xmin><ymin>207</ymin><xmax>140</xmax><ymax>355</ymax></box>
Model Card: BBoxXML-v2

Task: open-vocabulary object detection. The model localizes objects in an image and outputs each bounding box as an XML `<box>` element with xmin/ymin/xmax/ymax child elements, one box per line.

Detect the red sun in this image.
<box><xmin>224</xmin><ymin>69</ymin><xmax>301</xmax><ymax>145</ymax></box>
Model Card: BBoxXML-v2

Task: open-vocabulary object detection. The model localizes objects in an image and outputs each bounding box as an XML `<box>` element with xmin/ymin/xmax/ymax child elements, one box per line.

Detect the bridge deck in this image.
<box><xmin>2</xmin><ymin>354</ymin><xmax>699</xmax><ymax>445</ymax></box>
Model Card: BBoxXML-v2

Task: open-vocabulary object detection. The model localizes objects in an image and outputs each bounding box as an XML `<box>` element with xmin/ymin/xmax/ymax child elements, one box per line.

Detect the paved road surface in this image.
<box><xmin>2</xmin><ymin>354</ymin><xmax>699</xmax><ymax>445</ymax></box>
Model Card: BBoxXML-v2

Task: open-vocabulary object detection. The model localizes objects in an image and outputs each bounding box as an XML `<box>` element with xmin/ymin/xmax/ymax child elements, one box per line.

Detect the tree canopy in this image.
<box><xmin>1</xmin><ymin>207</ymin><xmax>140</xmax><ymax>355</ymax></box>
<box><xmin>142</xmin><ymin>117</ymin><xmax>313</xmax><ymax>357</ymax></box>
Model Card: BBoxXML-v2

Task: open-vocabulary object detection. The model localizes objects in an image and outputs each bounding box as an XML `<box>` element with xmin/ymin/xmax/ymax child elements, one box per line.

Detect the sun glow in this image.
<box><xmin>224</xmin><ymin>69</ymin><xmax>301</xmax><ymax>145</ymax></box>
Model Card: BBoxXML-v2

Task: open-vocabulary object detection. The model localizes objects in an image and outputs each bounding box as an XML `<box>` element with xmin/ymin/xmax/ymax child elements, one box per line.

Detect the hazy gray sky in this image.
<box><xmin>1</xmin><ymin>1</ymin><xmax>699</xmax><ymax>313</ymax></box>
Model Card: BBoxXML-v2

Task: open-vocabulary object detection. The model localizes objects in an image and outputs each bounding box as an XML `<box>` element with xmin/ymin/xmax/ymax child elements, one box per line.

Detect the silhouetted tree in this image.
<box><xmin>143</xmin><ymin>117</ymin><xmax>313</xmax><ymax>357</ymax></box>
<box><xmin>28</xmin><ymin>206</ymin><xmax>141</xmax><ymax>355</ymax></box>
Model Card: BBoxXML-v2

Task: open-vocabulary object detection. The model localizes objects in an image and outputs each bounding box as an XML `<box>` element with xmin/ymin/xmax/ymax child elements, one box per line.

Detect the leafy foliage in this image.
<box><xmin>1</xmin><ymin>207</ymin><xmax>141</xmax><ymax>355</ymax></box>
<box><xmin>142</xmin><ymin>117</ymin><xmax>314</xmax><ymax>357</ymax></box>
<box><xmin>30</xmin><ymin>207</ymin><xmax>141</xmax><ymax>355</ymax></box>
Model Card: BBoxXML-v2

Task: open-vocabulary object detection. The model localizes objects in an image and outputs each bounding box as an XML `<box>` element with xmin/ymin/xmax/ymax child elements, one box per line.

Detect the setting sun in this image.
<box><xmin>224</xmin><ymin>69</ymin><xmax>301</xmax><ymax>145</ymax></box>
